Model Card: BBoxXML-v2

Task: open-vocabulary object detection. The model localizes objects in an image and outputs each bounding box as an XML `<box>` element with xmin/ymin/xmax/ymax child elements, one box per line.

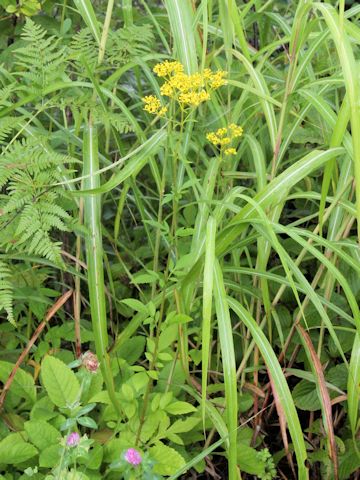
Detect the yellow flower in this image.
<box><xmin>219</xmin><ymin>137</ymin><xmax>231</xmax><ymax>145</ymax></box>
<box><xmin>142</xmin><ymin>95</ymin><xmax>167</xmax><ymax>116</ymax></box>
<box><xmin>153</xmin><ymin>60</ymin><xmax>183</xmax><ymax>77</ymax></box>
<box><xmin>169</xmin><ymin>73</ymin><xmax>190</xmax><ymax>92</ymax></box>
<box><xmin>198</xmin><ymin>90</ymin><xmax>210</xmax><ymax>103</ymax></box>
<box><xmin>216</xmin><ymin>127</ymin><xmax>227</xmax><ymax>137</ymax></box>
<box><xmin>160</xmin><ymin>82</ymin><xmax>174</xmax><ymax>97</ymax></box>
<box><xmin>179</xmin><ymin>90</ymin><xmax>209</xmax><ymax>107</ymax></box>
<box><xmin>206</xmin><ymin>124</ymin><xmax>243</xmax><ymax>152</ymax></box>
<box><xmin>150</xmin><ymin>61</ymin><xmax>227</xmax><ymax>112</ymax></box>
<box><xmin>188</xmin><ymin>73</ymin><xmax>204</xmax><ymax>88</ymax></box>
<box><xmin>229</xmin><ymin>123</ymin><xmax>243</xmax><ymax>137</ymax></box>
<box><xmin>224</xmin><ymin>148</ymin><xmax>237</xmax><ymax>155</ymax></box>
<box><xmin>206</xmin><ymin>132</ymin><xmax>221</xmax><ymax>145</ymax></box>
<box><xmin>203</xmin><ymin>68</ymin><xmax>212</xmax><ymax>80</ymax></box>
<box><xmin>209</xmin><ymin>70</ymin><xmax>228</xmax><ymax>89</ymax></box>
<box><xmin>158</xmin><ymin>106</ymin><xmax>168</xmax><ymax>116</ymax></box>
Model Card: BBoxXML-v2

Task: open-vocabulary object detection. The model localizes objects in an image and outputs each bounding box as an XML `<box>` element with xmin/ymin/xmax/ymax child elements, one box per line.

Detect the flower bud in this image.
<box><xmin>81</xmin><ymin>351</ymin><xmax>99</xmax><ymax>373</ymax></box>
<box><xmin>66</xmin><ymin>432</ymin><xmax>80</xmax><ymax>447</ymax></box>
<box><xmin>124</xmin><ymin>448</ymin><xmax>142</xmax><ymax>466</ymax></box>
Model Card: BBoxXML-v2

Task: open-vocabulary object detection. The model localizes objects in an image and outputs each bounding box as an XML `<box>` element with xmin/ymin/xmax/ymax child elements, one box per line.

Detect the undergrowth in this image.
<box><xmin>0</xmin><ymin>1</ymin><xmax>359</xmax><ymax>479</ymax></box>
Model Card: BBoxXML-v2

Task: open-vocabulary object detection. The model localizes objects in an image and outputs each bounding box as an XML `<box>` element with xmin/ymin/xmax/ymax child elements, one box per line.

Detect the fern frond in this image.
<box><xmin>107</xmin><ymin>24</ymin><xmax>154</xmax><ymax>65</ymax></box>
<box><xmin>14</xmin><ymin>18</ymin><xmax>67</xmax><ymax>94</ymax></box>
<box><xmin>68</xmin><ymin>27</ymin><xmax>98</xmax><ymax>72</ymax></box>
<box><xmin>0</xmin><ymin>83</ymin><xmax>17</xmax><ymax>107</ymax></box>
<box><xmin>91</xmin><ymin>106</ymin><xmax>133</xmax><ymax>133</ymax></box>
<box><xmin>108</xmin><ymin>112</ymin><xmax>134</xmax><ymax>134</ymax></box>
<box><xmin>0</xmin><ymin>137</ymin><xmax>73</xmax><ymax>265</ymax></box>
<box><xmin>14</xmin><ymin>204</ymin><xmax>64</xmax><ymax>264</ymax></box>
<box><xmin>0</xmin><ymin>261</ymin><xmax>14</xmax><ymax>324</ymax></box>
<box><xmin>0</xmin><ymin>117</ymin><xmax>24</xmax><ymax>145</ymax></box>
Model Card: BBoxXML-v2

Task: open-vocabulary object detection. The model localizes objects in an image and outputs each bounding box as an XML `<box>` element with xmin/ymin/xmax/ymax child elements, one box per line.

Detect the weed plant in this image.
<box><xmin>0</xmin><ymin>1</ymin><xmax>359</xmax><ymax>479</ymax></box>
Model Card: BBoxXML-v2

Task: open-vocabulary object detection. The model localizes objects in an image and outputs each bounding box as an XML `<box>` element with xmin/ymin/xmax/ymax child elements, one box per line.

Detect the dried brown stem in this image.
<box><xmin>0</xmin><ymin>289</ymin><xmax>73</xmax><ymax>409</ymax></box>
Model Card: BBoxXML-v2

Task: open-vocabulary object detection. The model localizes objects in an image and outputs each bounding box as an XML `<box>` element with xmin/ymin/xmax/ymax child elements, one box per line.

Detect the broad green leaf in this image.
<box><xmin>338</xmin><ymin>439</ymin><xmax>360</xmax><ymax>480</ymax></box>
<box><xmin>0</xmin><ymin>361</ymin><xmax>36</xmax><ymax>404</ymax></box>
<box><xmin>39</xmin><ymin>444</ymin><xmax>61</xmax><ymax>468</ymax></box>
<box><xmin>120</xmin><ymin>298</ymin><xmax>149</xmax><ymax>314</ymax></box>
<box><xmin>237</xmin><ymin>444</ymin><xmax>266</xmax><ymax>476</ymax></box>
<box><xmin>292</xmin><ymin>380</ymin><xmax>322</xmax><ymax>412</ymax></box>
<box><xmin>116</xmin><ymin>336</ymin><xmax>146</xmax><ymax>365</ymax></box>
<box><xmin>41</xmin><ymin>356</ymin><xmax>80</xmax><ymax>408</ymax></box>
<box><xmin>165</xmin><ymin>401</ymin><xmax>197</xmax><ymax>415</ymax></box>
<box><xmin>150</xmin><ymin>442</ymin><xmax>186</xmax><ymax>476</ymax></box>
<box><xmin>167</xmin><ymin>416</ymin><xmax>200</xmax><ymax>434</ymax></box>
<box><xmin>24</xmin><ymin>420</ymin><xmax>60</xmax><ymax>451</ymax></box>
<box><xmin>0</xmin><ymin>433</ymin><xmax>37</xmax><ymax>464</ymax></box>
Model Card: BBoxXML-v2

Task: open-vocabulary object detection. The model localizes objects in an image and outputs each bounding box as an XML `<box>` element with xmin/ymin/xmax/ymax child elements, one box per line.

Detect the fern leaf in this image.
<box><xmin>0</xmin><ymin>261</ymin><xmax>14</xmax><ymax>324</ymax></box>
<box><xmin>14</xmin><ymin>18</ymin><xmax>67</xmax><ymax>94</ymax></box>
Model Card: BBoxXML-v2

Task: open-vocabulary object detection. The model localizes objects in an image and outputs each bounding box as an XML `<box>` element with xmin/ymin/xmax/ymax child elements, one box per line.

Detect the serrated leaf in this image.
<box><xmin>88</xmin><ymin>391</ymin><xmax>112</xmax><ymax>404</ymax></box>
<box><xmin>41</xmin><ymin>356</ymin><xmax>80</xmax><ymax>408</ymax></box>
<box><xmin>24</xmin><ymin>420</ymin><xmax>60</xmax><ymax>451</ymax></box>
<box><xmin>293</xmin><ymin>380</ymin><xmax>322</xmax><ymax>411</ymax></box>
<box><xmin>167</xmin><ymin>416</ymin><xmax>200</xmax><ymax>434</ymax></box>
<box><xmin>120</xmin><ymin>298</ymin><xmax>149</xmax><ymax>314</ymax></box>
<box><xmin>0</xmin><ymin>361</ymin><xmax>36</xmax><ymax>404</ymax></box>
<box><xmin>0</xmin><ymin>433</ymin><xmax>38</xmax><ymax>464</ymax></box>
<box><xmin>39</xmin><ymin>444</ymin><xmax>61</xmax><ymax>468</ymax></box>
<box><xmin>166</xmin><ymin>433</ymin><xmax>184</xmax><ymax>444</ymax></box>
<box><xmin>149</xmin><ymin>442</ymin><xmax>186</xmax><ymax>476</ymax></box>
<box><xmin>165</xmin><ymin>401</ymin><xmax>196</xmax><ymax>415</ymax></box>
<box><xmin>237</xmin><ymin>443</ymin><xmax>265</xmax><ymax>476</ymax></box>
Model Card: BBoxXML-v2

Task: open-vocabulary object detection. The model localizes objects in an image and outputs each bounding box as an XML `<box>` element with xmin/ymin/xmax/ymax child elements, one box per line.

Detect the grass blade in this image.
<box><xmin>82</xmin><ymin>120</ymin><xmax>121</xmax><ymax>415</ymax></box>
<box><xmin>164</xmin><ymin>0</ymin><xmax>198</xmax><ymax>73</ymax></box>
<box><xmin>73</xmin><ymin>0</ymin><xmax>101</xmax><ymax>45</ymax></box>
<box><xmin>228</xmin><ymin>297</ymin><xmax>309</xmax><ymax>480</ymax></box>
<box><xmin>202</xmin><ymin>216</ymin><xmax>216</xmax><ymax>426</ymax></box>
<box><xmin>213</xmin><ymin>260</ymin><xmax>240</xmax><ymax>480</ymax></box>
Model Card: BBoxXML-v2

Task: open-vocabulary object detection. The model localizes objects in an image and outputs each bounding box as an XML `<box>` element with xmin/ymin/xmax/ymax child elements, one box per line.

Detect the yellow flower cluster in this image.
<box><xmin>141</xmin><ymin>61</ymin><xmax>228</xmax><ymax>116</ymax></box>
<box><xmin>206</xmin><ymin>124</ymin><xmax>243</xmax><ymax>155</ymax></box>
<box><xmin>153</xmin><ymin>60</ymin><xmax>184</xmax><ymax>77</ymax></box>
<box><xmin>224</xmin><ymin>148</ymin><xmax>237</xmax><ymax>156</ymax></box>
<box><xmin>207</xmin><ymin>70</ymin><xmax>228</xmax><ymax>89</ymax></box>
<box><xmin>178</xmin><ymin>90</ymin><xmax>210</xmax><ymax>107</ymax></box>
<box><xmin>151</xmin><ymin>61</ymin><xmax>227</xmax><ymax>109</ymax></box>
<box><xmin>142</xmin><ymin>95</ymin><xmax>167</xmax><ymax>116</ymax></box>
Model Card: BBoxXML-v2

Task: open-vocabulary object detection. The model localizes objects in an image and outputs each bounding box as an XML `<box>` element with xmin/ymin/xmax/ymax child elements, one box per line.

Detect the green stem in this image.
<box><xmin>98</xmin><ymin>0</ymin><xmax>115</xmax><ymax>66</ymax></box>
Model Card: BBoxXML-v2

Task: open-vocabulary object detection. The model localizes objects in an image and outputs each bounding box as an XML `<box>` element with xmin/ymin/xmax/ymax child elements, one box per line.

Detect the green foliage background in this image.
<box><xmin>0</xmin><ymin>1</ymin><xmax>359</xmax><ymax>479</ymax></box>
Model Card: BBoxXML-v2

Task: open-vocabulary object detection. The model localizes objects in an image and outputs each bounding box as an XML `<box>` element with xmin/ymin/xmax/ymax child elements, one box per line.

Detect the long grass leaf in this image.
<box><xmin>82</xmin><ymin>121</ymin><xmax>121</xmax><ymax>415</ymax></box>
<box><xmin>213</xmin><ymin>260</ymin><xmax>240</xmax><ymax>480</ymax></box>
<box><xmin>73</xmin><ymin>0</ymin><xmax>101</xmax><ymax>45</ymax></box>
<box><xmin>164</xmin><ymin>0</ymin><xmax>198</xmax><ymax>73</ymax></box>
<box><xmin>228</xmin><ymin>297</ymin><xmax>309</xmax><ymax>480</ymax></box>
<box><xmin>202</xmin><ymin>217</ymin><xmax>216</xmax><ymax>426</ymax></box>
